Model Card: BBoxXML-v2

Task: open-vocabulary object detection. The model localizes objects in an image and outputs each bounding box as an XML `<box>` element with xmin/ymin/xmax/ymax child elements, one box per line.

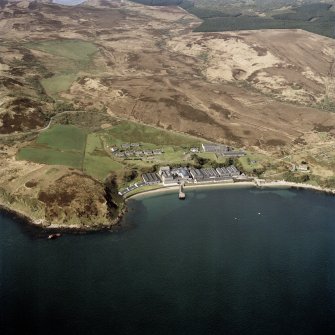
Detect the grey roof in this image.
<box><xmin>216</xmin><ymin>167</ymin><xmax>229</xmax><ymax>176</ymax></box>
<box><xmin>189</xmin><ymin>168</ymin><xmax>204</xmax><ymax>178</ymax></box>
<box><xmin>202</xmin><ymin>143</ymin><xmax>229</xmax><ymax>153</ymax></box>
<box><xmin>201</xmin><ymin>168</ymin><xmax>219</xmax><ymax>178</ymax></box>
<box><xmin>162</xmin><ymin>170</ymin><xmax>173</xmax><ymax>178</ymax></box>
<box><xmin>142</xmin><ymin>173</ymin><xmax>160</xmax><ymax>183</ymax></box>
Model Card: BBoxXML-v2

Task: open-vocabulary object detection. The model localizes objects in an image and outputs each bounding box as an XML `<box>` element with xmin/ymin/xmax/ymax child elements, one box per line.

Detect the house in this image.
<box><xmin>202</xmin><ymin>143</ymin><xmax>229</xmax><ymax>153</ymax></box>
<box><xmin>202</xmin><ymin>143</ymin><xmax>245</xmax><ymax>157</ymax></box>
<box><xmin>124</xmin><ymin>151</ymin><xmax>135</xmax><ymax>157</ymax></box>
<box><xmin>190</xmin><ymin>147</ymin><xmax>199</xmax><ymax>153</ymax></box>
<box><xmin>114</xmin><ymin>152</ymin><xmax>126</xmax><ymax>158</ymax></box>
<box><xmin>110</xmin><ymin>147</ymin><xmax>118</xmax><ymax>153</ymax></box>
<box><xmin>131</xmin><ymin>143</ymin><xmax>140</xmax><ymax>147</ymax></box>
<box><xmin>121</xmin><ymin>143</ymin><xmax>131</xmax><ymax>149</ymax></box>
<box><xmin>221</xmin><ymin>150</ymin><xmax>246</xmax><ymax>157</ymax></box>
<box><xmin>153</xmin><ymin>149</ymin><xmax>162</xmax><ymax>155</ymax></box>
<box><xmin>136</xmin><ymin>181</ymin><xmax>146</xmax><ymax>188</ymax></box>
<box><xmin>135</xmin><ymin>150</ymin><xmax>143</xmax><ymax>156</ymax></box>
<box><xmin>297</xmin><ymin>164</ymin><xmax>310</xmax><ymax>172</ymax></box>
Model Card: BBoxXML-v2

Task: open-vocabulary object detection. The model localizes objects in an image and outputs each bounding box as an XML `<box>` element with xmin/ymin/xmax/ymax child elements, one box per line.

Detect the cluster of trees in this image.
<box><xmin>123</xmin><ymin>169</ymin><xmax>138</xmax><ymax>183</ymax></box>
<box><xmin>191</xmin><ymin>154</ymin><xmax>238</xmax><ymax>170</ymax></box>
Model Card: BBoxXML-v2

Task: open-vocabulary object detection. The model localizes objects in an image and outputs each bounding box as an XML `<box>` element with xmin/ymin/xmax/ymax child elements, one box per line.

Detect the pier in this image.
<box><xmin>179</xmin><ymin>182</ymin><xmax>186</xmax><ymax>200</ymax></box>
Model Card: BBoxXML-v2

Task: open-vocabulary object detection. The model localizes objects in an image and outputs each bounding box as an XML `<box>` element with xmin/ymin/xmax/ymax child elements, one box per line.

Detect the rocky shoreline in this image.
<box><xmin>1</xmin><ymin>180</ymin><xmax>334</xmax><ymax>235</ymax></box>
<box><xmin>0</xmin><ymin>201</ymin><xmax>128</xmax><ymax>237</ymax></box>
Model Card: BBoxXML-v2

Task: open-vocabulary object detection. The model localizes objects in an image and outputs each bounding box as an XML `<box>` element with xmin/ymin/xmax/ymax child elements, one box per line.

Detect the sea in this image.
<box><xmin>1</xmin><ymin>186</ymin><xmax>335</xmax><ymax>335</ymax></box>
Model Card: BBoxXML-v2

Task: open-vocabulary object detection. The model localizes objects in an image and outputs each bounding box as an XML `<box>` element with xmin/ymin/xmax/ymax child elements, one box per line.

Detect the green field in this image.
<box><xmin>83</xmin><ymin>133</ymin><xmax>124</xmax><ymax>181</ymax></box>
<box><xmin>41</xmin><ymin>74</ymin><xmax>78</xmax><ymax>98</ymax></box>
<box><xmin>17</xmin><ymin>127</ymin><xmax>124</xmax><ymax>181</ymax></box>
<box><xmin>27</xmin><ymin>39</ymin><xmax>98</xmax><ymax>97</ymax></box>
<box><xmin>238</xmin><ymin>152</ymin><xmax>268</xmax><ymax>173</ymax></box>
<box><xmin>36</xmin><ymin>125</ymin><xmax>87</xmax><ymax>151</ymax></box>
<box><xmin>103</xmin><ymin>121</ymin><xmax>202</xmax><ymax>147</ymax></box>
<box><xmin>18</xmin><ymin>120</ymin><xmax>237</xmax><ymax>183</ymax></box>
<box><xmin>27</xmin><ymin>40</ymin><xmax>97</xmax><ymax>61</ymax></box>
<box><xmin>17</xmin><ymin>125</ymin><xmax>87</xmax><ymax>169</ymax></box>
<box><xmin>18</xmin><ymin>147</ymin><xmax>84</xmax><ymax>169</ymax></box>
<box><xmin>83</xmin><ymin>154</ymin><xmax>124</xmax><ymax>181</ymax></box>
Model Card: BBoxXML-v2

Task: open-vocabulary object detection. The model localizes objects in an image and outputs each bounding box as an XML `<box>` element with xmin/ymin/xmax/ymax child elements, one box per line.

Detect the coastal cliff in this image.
<box><xmin>0</xmin><ymin>162</ymin><xmax>124</xmax><ymax>231</ymax></box>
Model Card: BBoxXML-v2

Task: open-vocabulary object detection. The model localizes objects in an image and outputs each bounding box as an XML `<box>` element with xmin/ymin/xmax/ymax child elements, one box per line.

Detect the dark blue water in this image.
<box><xmin>1</xmin><ymin>187</ymin><xmax>335</xmax><ymax>335</ymax></box>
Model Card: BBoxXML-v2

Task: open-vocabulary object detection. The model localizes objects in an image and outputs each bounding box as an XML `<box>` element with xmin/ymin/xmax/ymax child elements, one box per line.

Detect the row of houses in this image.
<box><xmin>121</xmin><ymin>143</ymin><xmax>140</xmax><ymax>149</ymax></box>
<box><xmin>118</xmin><ymin>181</ymin><xmax>146</xmax><ymax>196</ymax></box>
<box><xmin>202</xmin><ymin>144</ymin><xmax>245</xmax><ymax>157</ymax></box>
<box><xmin>113</xmin><ymin>149</ymin><xmax>163</xmax><ymax>158</ymax></box>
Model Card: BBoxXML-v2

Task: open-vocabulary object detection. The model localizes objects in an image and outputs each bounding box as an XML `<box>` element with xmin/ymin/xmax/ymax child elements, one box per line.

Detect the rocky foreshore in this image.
<box><xmin>1</xmin><ymin>179</ymin><xmax>334</xmax><ymax>234</ymax></box>
<box><xmin>0</xmin><ymin>201</ymin><xmax>127</xmax><ymax>236</ymax></box>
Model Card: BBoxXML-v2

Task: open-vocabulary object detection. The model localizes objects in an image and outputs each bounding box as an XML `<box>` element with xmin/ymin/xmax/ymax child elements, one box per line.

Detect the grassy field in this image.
<box><xmin>27</xmin><ymin>40</ymin><xmax>97</xmax><ymax>61</ymax></box>
<box><xmin>83</xmin><ymin>133</ymin><xmax>124</xmax><ymax>181</ymax></box>
<box><xmin>36</xmin><ymin>125</ymin><xmax>87</xmax><ymax>151</ymax></box>
<box><xmin>238</xmin><ymin>152</ymin><xmax>267</xmax><ymax>173</ymax></box>
<box><xmin>18</xmin><ymin>120</ymin><xmax>253</xmax><ymax>184</ymax></box>
<box><xmin>18</xmin><ymin>147</ymin><xmax>84</xmax><ymax>169</ymax></box>
<box><xmin>17</xmin><ymin>125</ymin><xmax>87</xmax><ymax>169</ymax></box>
<box><xmin>103</xmin><ymin>121</ymin><xmax>202</xmax><ymax>147</ymax></box>
<box><xmin>41</xmin><ymin>74</ymin><xmax>78</xmax><ymax>98</ymax></box>
<box><xmin>27</xmin><ymin>39</ymin><xmax>98</xmax><ymax>97</ymax></box>
<box><xmin>83</xmin><ymin>155</ymin><xmax>124</xmax><ymax>181</ymax></box>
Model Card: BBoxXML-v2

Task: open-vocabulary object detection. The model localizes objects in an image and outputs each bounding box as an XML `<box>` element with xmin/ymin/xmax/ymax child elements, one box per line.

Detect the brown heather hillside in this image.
<box><xmin>0</xmin><ymin>0</ymin><xmax>334</xmax><ymax>145</ymax></box>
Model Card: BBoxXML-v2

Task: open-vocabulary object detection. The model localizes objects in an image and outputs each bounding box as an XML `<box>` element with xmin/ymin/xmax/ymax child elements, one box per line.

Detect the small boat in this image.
<box><xmin>48</xmin><ymin>233</ymin><xmax>62</xmax><ymax>240</ymax></box>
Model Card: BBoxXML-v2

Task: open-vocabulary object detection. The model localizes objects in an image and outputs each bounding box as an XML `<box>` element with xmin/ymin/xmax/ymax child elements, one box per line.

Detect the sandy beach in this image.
<box><xmin>126</xmin><ymin>179</ymin><xmax>335</xmax><ymax>201</ymax></box>
<box><xmin>1</xmin><ymin>179</ymin><xmax>334</xmax><ymax>232</ymax></box>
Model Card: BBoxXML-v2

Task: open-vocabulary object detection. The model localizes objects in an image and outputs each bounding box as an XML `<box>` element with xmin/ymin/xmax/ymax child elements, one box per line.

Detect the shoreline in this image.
<box><xmin>126</xmin><ymin>181</ymin><xmax>256</xmax><ymax>200</ymax></box>
<box><xmin>1</xmin><ymin>180</ymin><xmax>334</xmax><ymax>234</ymax></box>
<box><xmin>126</xmin><ymin>179</ymin><xmax>335</xmax><ymax>200</ymax></box>
<box><xmin>0</xmin><ymin>201</ymin><xmax>126</xmax><ymax>236</ymax></box>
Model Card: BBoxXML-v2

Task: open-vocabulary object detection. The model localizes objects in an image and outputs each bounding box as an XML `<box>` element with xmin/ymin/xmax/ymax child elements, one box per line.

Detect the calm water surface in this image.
<box><xmin>1</xmin><ymin>187</ymin><xmax>335</xmax><ymax>335</ymax></box>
